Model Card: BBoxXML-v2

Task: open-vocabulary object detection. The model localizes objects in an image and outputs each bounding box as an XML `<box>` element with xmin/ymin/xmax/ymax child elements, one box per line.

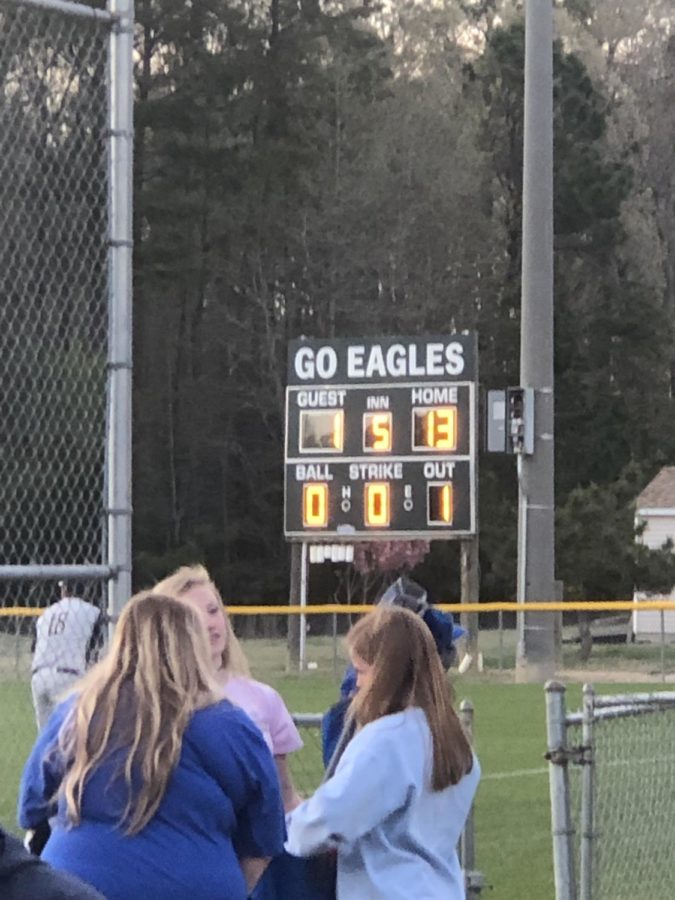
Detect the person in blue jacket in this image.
<box><xmin>287</xmin><ymin>605</ymin><xmax>480</xmax><ymax>900</ymax></box>
<box><xmin>18</xmin><ymin>591</ymin><xmax>286</xmax><ymax>900</ymax></box>
<box><xmin>322</xmin><ymin>576</ymin><xmax>465</xmax><ymax>770</ymax></box>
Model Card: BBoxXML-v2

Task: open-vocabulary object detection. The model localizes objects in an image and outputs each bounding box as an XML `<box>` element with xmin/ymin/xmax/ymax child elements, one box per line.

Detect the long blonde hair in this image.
<box><xmin>347</xmin><ymin>605</ymin><xmax>474</xmax><ymax>791</ymax></box>
<box><xmin>59</xmin><ymin>592</ymin><xmax>219</xmax><ymax>834</ymax></box>
<box><xmin>152</xmin><ymin>564</ymin><xmax>250</xmax><ymax>677</ymax></box>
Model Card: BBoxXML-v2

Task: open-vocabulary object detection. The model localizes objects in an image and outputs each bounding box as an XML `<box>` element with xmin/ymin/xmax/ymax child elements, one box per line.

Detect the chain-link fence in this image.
<box><xmin>0</xmin><ymin>0</ymin><xmax>109</xmax><ymax>574</ymax></box>
<box><xmin>290</xmin><ymin>714</ymin><xmax>327</xmax><ymax>797</ymax></box>
<box><xmin>546</xmin><ymin>683</ymin><xmax>675</xmax><ymax>900</ymax></box>
<box><xmin>0</xmin><ymin>0</ymin><xmax>132</xmax><ymax>828</ymax></box>
<box><xmin>0</xmin><ymin>0</ymin><xmax>134</xmax><ymax>595</ymax></box>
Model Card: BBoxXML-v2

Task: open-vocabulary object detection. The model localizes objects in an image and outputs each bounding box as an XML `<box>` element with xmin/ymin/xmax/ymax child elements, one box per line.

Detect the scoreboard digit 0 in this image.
<box><xmin>284</xmin><ymin>334</ymin><xmax>477</xmax><ymax>540</ymax></box>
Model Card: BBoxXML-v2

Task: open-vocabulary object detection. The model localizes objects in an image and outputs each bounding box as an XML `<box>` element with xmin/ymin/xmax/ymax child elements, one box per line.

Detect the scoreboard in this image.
<box><xmin>284</xmin><ymin>334</ymin><xmax>477</xmax><ymax>540</ymax></box>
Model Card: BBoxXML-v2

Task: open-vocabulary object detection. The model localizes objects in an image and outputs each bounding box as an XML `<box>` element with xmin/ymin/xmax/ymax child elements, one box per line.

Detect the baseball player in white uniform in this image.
<box><xmin>30</xmin><ymin>585</ymin><xmax>106</xmax><ymax>730</ymax></box>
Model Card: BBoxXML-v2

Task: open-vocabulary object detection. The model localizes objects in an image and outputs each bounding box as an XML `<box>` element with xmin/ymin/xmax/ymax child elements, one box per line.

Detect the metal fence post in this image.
<box><xmin>545</xmin><ymin>680</ymin><xmax>577</xmax><ymax>900</ymax></box>
<box><xmin>106</xmin><ymin>0</ymin><xmax>134</xmax><ymax>624</ymax></box>
<box><xmin>498</xmin><ymin>608</ymin><xmax>504</xmax><ymax>670</ymax></box>
<box><xmin>660</xmin><ymin>607</ymin><xmax>666</xmax><ymax>683</ymax></box>
<box><xmin>579</xmin><ymin>684</ymin><xmax>595</xmax><ymax>900</ymax></box>
<box><xmin>332</xmin><ymin>610</ymin><xmax>338</xmax><ymax>680</ymax></box>
<box><xmin>459</xmin><ymin>700</ymin><xmax>475</xmax><ymax>872</ymax></box>
<box><xmin>459</xmin><ymin>699</ymin><xmax>485</xmax><ymax>897</ymax></box>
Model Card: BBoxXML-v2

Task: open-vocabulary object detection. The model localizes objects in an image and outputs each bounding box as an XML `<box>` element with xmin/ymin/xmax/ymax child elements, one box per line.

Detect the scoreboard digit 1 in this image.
<box><xmin>284</xmin><ymin>334</ymin><xmax>477</xmax><ymax>540</ymax></box>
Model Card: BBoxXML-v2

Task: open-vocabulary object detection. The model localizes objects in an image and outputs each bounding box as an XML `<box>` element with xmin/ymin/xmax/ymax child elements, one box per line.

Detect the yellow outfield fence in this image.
<box><xmin>3</xmin><ymin>599</ymin><xmax>675</xmax><ymax>616</ymax></box>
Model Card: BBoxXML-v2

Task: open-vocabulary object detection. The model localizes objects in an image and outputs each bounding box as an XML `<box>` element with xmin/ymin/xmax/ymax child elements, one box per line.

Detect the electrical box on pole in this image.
<box><xmin>506</xmin><ymin>387</ymin><xmax>534</xmax><ymax>455</ymax></box>
<box><xmin>486</xmin><ymin>387</ymin><xmax>534</xmax><ymax>455</ymax></box>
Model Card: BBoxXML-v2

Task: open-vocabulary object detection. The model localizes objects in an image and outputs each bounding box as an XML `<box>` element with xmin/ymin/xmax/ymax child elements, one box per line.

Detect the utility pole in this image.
<box><xmin>515</xmin><ymin>0</ymin><xmax>556</xmax><ymax>681</ymax></box>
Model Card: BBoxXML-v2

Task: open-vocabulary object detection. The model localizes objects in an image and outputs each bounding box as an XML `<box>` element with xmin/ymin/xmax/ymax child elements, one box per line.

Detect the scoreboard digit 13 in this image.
<box><xmin>284</xmin><ymin>334</ymin><xmax>477</xmax><ymax>540</ymax></box>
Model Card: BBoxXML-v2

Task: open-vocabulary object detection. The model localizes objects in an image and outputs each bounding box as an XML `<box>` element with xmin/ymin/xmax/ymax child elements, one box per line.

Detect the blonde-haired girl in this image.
<box><xmin>153</xmin><ymin>565</ymin><xmax>303</xmax><ymax>812</ymax></box>
<box><xmin>18</xmin><ymin>592</ymin><xmax>285</xmax><ymax>900</ymax></box>
<box><xmin>286</xmin><ymin>605</ymin><xmax>480</xmax><ymax>899</ymax></box>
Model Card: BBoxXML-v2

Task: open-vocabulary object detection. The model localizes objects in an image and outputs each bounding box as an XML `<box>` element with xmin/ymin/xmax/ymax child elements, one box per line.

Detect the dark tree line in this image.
<box><xmin>129</xmin><ymin>0</ymin><xmax>675</xmax><ymax>603</ymax></box>
<box><xmin>3</xmin><ymin>0</ymin><xmax>675</xmax><ymax>605</ymax></box>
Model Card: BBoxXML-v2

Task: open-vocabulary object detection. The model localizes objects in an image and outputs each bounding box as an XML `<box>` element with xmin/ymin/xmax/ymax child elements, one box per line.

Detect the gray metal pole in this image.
<box><xmin>459</xmin><ymin>700</ymin><xmax>475</xmax><ymax>872</ymax></box>
<box><xmin>461</xmin><ymin>539</ymin><xmax>480</xmax><ymax>657</ymax></box>
<box><xmin>299</xmin><ymin>541</ymin><xmax>308</xmax><ymax>671</ymax></box>
<box><xmin>288</xmin><ymin>543</ymin><xmax>301</xmax><ymax>669</ymax></box>
<box><xmin>106</xmin><ymin>0</ymin><xmax>134</xmax><ymax>624</ymax></box>
<box><xmin>579</xmin><ymin>684</ymin><xmax>595</xmax><ymax>900</ymax></box>
<box><xmin>332</xmin><ymin>610</ymin><xmax>338</xmax><ymax>681</ymax></box>
<box><xmin>498</xmin><ymin>608</ymin><xmax>504</xmax><ymax>671</ymax></box>
<box><xmin>459</xmin><ymin>699</ymin><xmax>482</xmax><ymax>898</ymax></box>
<box><xmin>461</xmin><ymin>352</ymin><xmax>480</xmax><ymax>658</ymax></box>
<box><xmin>545</xmin><ymin>681</ymin><xmax>577</xmax><ymax>900</ymax></box>
<box><xmin>660</xmin><ymin>607</ymin><xmax>666</xmax><ymax>683</ymax></box>
<box><xmin>516</xmin><ymin>0</ymin><xmax>556</xmax><ymax>681</ymax></box>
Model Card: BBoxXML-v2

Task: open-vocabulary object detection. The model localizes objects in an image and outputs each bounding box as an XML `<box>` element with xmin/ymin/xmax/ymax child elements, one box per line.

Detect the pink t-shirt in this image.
<box><xmin>223</xmin><ymin>676</ymin><xmax>303</xmax><ymax>756</ymax></box>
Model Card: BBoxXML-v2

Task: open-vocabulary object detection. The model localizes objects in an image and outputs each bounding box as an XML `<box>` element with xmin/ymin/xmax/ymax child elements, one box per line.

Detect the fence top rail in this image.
<box><xmin>0</xmin><ymin>566</ymin><xmax>114</xmax><ymax>581</ymax></box>
<box><xmin>568</xmin><ymin>699</ymin><xmax>675</xmax><ymax>725</ymax></box>
<box><xmin>4</xmin><ymin>599</ymin><xmax>675</xmax><ymax>616</ymax></box>
<box><xmin>292</xmin><ymin>714</ymin><xmax>323</xmax><ymax>727</ymax></box>
<box><xmin>567</xmin><ymin>691</ymin><xmax>675</xmax><ymax>725</ymax></box>
<box><xmin>592</xmin><ymin>691</ymin><xmax>675</xmax><ymax>708</ymax></box>
<box><xmin>0</xmin><ymin>0</ymin><xmax>115</xmax><ymax>23</ymax></box>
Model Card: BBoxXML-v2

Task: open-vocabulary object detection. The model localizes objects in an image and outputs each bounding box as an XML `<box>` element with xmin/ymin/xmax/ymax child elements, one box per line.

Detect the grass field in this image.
<box><xmin>0</xmin><ymin>633</ymin><xmax>662</xmax><ymax>899</ymax></box>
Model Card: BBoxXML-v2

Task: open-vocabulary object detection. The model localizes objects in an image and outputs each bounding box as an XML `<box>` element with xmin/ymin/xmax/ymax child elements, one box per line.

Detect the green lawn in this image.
<box><xmin>0</xmin><ymin>637</ymin><xmax>659</xmax><ymax>900</ymax></box>
<box><xmin>1</xmin><ymin>680</ymin><xmax>37</xmax><ymax>828</ymax></box>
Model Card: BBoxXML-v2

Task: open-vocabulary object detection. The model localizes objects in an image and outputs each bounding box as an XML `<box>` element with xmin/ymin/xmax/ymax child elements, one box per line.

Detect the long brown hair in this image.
<box><xmin>347</xmin><ymin>605</ymin><xmax>473</xmax><ymax>791</ymax></box>
<box><xmin>58</xmin><ymin>592</ymin><xmax>219</xmax><ymax>834</ymax></box>
<box><xmin>153</xmin><ymin>564</ymin><xmax>250</xmax><ymax>677</ymax></box>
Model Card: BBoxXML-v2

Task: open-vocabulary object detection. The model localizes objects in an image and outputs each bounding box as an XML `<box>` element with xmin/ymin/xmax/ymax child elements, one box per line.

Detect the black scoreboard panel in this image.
<box><xmin>285</xmin><ymin>459</ymin><xmax>473</xmax><ymax>536</ymax></box>
<box><xmin>288</xmin><ymin>385</ymin><xmax>472</xmax><ymax>458</ymax></box>
<box><xmin>284</xmin><ymin>335</ymin><xmax>477</xmax><ymax>540</ymax></box>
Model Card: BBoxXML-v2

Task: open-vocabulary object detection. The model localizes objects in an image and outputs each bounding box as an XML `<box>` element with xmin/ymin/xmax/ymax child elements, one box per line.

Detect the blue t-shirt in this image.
<box><xmin>18</xmin><ymin>697</ymin><xmax>286</xmax><ymax>900</ymax></box>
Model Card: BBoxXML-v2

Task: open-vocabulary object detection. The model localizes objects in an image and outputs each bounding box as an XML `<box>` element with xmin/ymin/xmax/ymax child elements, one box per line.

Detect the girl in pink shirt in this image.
<box><xmin>154</xmin><ymin>565</ymin><xmax>303</xmax><ymax>812</ymax></box>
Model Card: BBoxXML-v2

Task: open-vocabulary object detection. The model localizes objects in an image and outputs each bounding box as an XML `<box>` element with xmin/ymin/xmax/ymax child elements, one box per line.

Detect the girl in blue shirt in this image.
<box><xmin>286</xmin><ymin>605</ymin><xmax>480</xmax><ymax>900</ymax></box>
<box><xmin>18</xmin><ymin>591</ymin><xmax>285</xmax><ymax>900</ymax></box>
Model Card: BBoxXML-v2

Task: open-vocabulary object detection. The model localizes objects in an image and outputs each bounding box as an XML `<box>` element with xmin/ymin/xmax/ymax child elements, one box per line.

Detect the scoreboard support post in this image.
<box><xmin>299</xmin><ymin>541</ymin><xmax>308</xmax><ymax>670</ymax></box>
<box><xmin>460</xmin><ymin>539</ymin><xmax>480</xmax><ymax>657</ymax></box>
<box><xmin>287</xmin><ymin>542</ymin><xmax>302</xmax><ymax>669</ymax></box>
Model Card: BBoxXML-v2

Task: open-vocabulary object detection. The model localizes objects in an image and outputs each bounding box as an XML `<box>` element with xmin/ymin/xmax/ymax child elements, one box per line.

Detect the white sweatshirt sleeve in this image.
<box><xmin>286</xmin><ymin>715</ymin><xmax>418</xmax><ymax>856</ymax></box>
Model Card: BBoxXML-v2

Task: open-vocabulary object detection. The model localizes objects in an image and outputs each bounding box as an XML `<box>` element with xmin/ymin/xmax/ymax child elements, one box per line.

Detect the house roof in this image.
<box><xmin>636</xmin><ymin>467</ymin><xmax>675</xmax><ymax>509</ymax></box>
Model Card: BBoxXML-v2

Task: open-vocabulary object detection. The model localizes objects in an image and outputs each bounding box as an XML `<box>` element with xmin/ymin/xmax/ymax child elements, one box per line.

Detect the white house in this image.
<box><xmin>633</xmin><ymin>466</ymin><xmax>675</xmax><ymax>640</ymax></box>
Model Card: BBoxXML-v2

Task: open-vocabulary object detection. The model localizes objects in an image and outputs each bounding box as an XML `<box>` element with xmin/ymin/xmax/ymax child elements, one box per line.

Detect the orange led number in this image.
<box><xmin>299</xmin><ymin>410</ymin><xmax>344</xmax><ymax>452</ymax></box>
<box><xmin>363</xmin><ymin>412</ymin><xmax>392</xmax><ymax>452</ymax></box>
<box><xmin>333</xmin><ymin>411</ymin><xmax>343</xmax><ymax>452</ymax></box>
<box><xmin>364</xmin><ymin>483</ymin><xmax>390</xmax><ymax>527</ymax></box>
<box><xmin>428</xmin><ymin>483</ymin><xmax>454</xmax><ymax>525</ymax></box>
<box><xmin>413</xmin><ymin>406</ymin><xmax>458</xmax><ymax>451</ymax></box>
<box><xmin>438</xmin><ymin>484</ymin><xmax>453</xmax><ymax>523</ymax></box>
<box><xmin>425</xmin><ymin>407</ymin><xmax>457</xmax><ymax>450</ymax></box>
<box><xmin>303</xmin><ymin>483</ymin><xmax>328</xmax><ymax>527</ymax></box>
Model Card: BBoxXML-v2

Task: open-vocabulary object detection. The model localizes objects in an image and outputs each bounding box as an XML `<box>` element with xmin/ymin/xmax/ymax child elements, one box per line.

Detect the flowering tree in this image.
<box><xmin>352</xmin><ymin>541</ymin><xmax>430</xmax><ymax>577</ymax></box>
<box><xmin>334</xmin><ymin>540</ymin><xmax>431</xmax><ymax>609</ymax></box>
